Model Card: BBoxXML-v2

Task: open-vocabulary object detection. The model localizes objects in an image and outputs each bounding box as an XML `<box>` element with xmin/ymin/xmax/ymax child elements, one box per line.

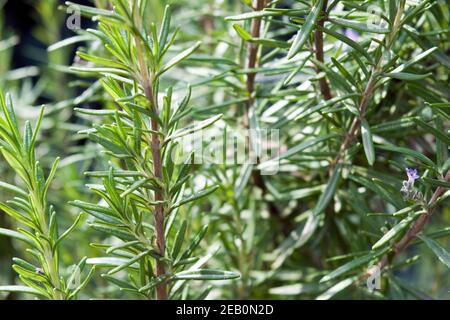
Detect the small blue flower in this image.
<box><xmin>344</xmin><ymin>29</ymin><xmax>360</xmax><ymax>42</ymax></box>
<box><xmin>343</xmin><ymin>29</ymin><xmax>360</xmax><ymax>52</ymax></box>
<box><xmin>401</xmin><ymin>168</ymin><xmax>423</xmax><ymax>202</ymax></box>
<box><xmin>406</xmin><ymin>168</ymin><xmax>419</xmax><ymax>183</ymax></box>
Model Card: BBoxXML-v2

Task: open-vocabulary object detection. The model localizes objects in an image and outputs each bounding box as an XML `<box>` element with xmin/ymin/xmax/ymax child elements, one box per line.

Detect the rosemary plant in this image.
<box><xmin>67</xmin><ymin>0</ymin><xmax>239</xmax><ymax>300</ymax></box>
<box><xmin>0</xmin><ymin>93</ymin><xmax>93</xmax><ymax>299</ymax></box>
<box><xmin>0</xmin><ymin>0</ymin><xmax>449</xmax><ymax>300</ymax></box>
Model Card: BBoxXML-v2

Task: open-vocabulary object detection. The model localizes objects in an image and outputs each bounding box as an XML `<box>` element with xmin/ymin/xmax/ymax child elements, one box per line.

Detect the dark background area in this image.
<box><xmin>4</xmin><ymin>0</ymin><xmax>92</xmax><ymax>68</ymax></box>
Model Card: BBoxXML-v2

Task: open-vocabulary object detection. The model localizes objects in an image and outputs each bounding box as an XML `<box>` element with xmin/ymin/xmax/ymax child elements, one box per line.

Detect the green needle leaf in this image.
<box><xmin>173</xmin><ymin>269</ymin><xmax>240</xmax><ymax>281</ymax></box>
<box><xmin>287</xmin><ymin>0</ymin><xmax>324</xmax><ymax>59</ymax></box>
<box><xmin>361</xmin><ymin>119</ymin><xmax>375</xmax><ymax>166</ymax></box>
<box><xmin>418</xmin><ymin>234</ymin><xmax>450</xmax><ymax>268</ymax></box>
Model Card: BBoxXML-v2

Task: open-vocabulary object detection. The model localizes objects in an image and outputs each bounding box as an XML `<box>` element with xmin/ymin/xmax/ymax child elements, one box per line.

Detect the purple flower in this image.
<box><xmin>344</xmin><ymin>29</ymin><xmax>360</xmax><ymax>42</ymax></box>
<box><xmin>342</xmin><ymin>29</ymin><xmax>360</xmax><ymax>52</ymax></box>
<box><xmin>406</xmin><ymin>168</ymin><xmax>419</xmax><ymax>183</ymax></box>
<box><xmin>401</xmin><ymin>168</ymin><xmax>424</xmax><ymax>202</ymax></box>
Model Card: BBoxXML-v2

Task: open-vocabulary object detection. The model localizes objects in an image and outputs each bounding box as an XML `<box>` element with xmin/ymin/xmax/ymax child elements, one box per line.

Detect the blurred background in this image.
<box><xmin>0</xmin><ymin>0</ymin><xmax>92</xmax><ymax>299</ymax></box>
<box><xmin>0</xmin><ymin>0</ymin><xmax>449</xmax><ymax>300</ymax></box>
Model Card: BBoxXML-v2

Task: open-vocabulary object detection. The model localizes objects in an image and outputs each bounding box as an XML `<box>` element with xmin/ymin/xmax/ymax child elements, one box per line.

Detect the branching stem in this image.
<box><xmin>135</xmin><ymin>34</ymin><xmax>168</xmax><ymax>301</ymax></box>
<box><xmin>314</xmin><ymin>0</ymin><xmax>332</xmax><ymax>101</ymax></box>
<box><xmin>244</xmin><ymin>0</ymin><xmax>284</xmax><ymax>223</ymax></box>
<box><xmin>329</xmin><ymin>1</ymin><xmax>406</xmax><ymax>173</ymax></box>
<box><xmin>375</xmin><ymin>170</ymin><xmax>450</xmax><ymax>273</ymax></box>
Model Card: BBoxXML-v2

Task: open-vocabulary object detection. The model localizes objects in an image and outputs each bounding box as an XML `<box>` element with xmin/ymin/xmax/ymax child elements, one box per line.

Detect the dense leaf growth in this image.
<box><xmin>0</xmin><ymin>0</ymin><xmax>449</xmax><ymax>300</ymax></box>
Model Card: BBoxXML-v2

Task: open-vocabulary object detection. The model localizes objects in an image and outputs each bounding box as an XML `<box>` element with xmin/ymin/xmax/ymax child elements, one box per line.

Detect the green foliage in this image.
<box><xmin>0</xmin><ymin>0</ymin><xmax>449</xmax><ymax>300</ymax></box>
<box><xmin>0</xmin><ymin>93</ymin><xmax>93</xmax><ymax>299</ymax></box>
<box><xmin>66</xmin><ymin>0</ymin><xmax>236</xmax><ymax>299</ymax></box>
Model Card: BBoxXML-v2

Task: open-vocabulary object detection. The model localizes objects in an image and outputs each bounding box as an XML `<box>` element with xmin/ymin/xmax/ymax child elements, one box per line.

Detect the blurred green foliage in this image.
<box><xmin>0</xmin><ymin>0</ymin><xmax>449</xmax><ymax>300</ymax></box>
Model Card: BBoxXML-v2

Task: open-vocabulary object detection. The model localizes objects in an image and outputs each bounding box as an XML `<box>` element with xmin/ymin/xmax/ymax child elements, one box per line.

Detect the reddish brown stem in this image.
<box><xmin>314</xmin><ymin>0</ymin><xmax>332</xmax><ymax>101</ymax></box>
<box><xmin>132</xmin><ymin>1</ymin><xmax>168</xmax><ymax>295</ymax></box>
<box><xmin>244</xmin><ymin>0</ymin><xmax>284</xmax><ymax>224</ymax></box>
<box><xmin>136</xmin><ymin>30</ymin><xmax>167</xmax><ymax>298</ymax></box>
<box><xmin>142</xmin><ymin>82</ymin><xmax>168</xmax><ymax>300</ymax></box>
<box><xmin>329</xmin><ymin>76</ymin><xmax>376</xmax><ymax>173</ymax></box>
<box><xmin>328</xmin><ymin>2</ymin><xmax>406</xmax><ymax>173</ymax></box>
<box><xmin>375</xmin><ymin>170</ymin><xmax>450</xmax><ymax>272</ymax></box>
<box><xmin>151</xmin><ymin>125</ymin><xmax>167</xmax><ymax>300</ymax></box>
<box><xmin>244</xmin><ymin>0</ymin><xmax>265</xmax><ymax>127</ymax></box>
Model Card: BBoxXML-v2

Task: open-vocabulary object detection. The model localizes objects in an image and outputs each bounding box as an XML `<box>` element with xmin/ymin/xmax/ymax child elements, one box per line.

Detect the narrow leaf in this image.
<box><xmin>173</xmin><ymin>269</ymin><xmax>240</xmax><ymax>281</ymax></box>
<box><xmin>361</xmin><ymin>119</ymin><xmax>375</xmax><ymax>166</ymax></box>
<box><xmin>418</xmin><ymin>234</ymin><xmax>450</xmax><ymax>268</ymax></box>
<box><xmin>288</xmin><ymin>0</ymin><xmax>324</xmax><ymax>59</ymax></box>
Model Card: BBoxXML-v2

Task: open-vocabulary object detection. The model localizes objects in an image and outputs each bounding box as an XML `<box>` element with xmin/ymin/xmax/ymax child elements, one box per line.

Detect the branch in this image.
<box><xmin>135</xmin><ymin>36</ymin><xmax>168</xmax><ymax>300</ymax></box>
<box><xmin>329</xmin><ymin>76</ymin><xmax>376</xmax><ymax>172</ymax></box>
<box><xmin>244</xmin><ymin>0</ymin><xmax>265</xmax><ymax>127</ymax></box>
<box><xmin>242</xmin><ymin>0</ymin><xmax>285</xmax><ymax>223</ymax></box>
<box><xmin>148</xmin><ymin>90</ymin><xmax>168</xmax><ymax>301</ymax></box>
<box><xmin>376</xmin><ymin>170</ymin><xmax>450</xmax><ymax>272</ymax></box>
<box><xmin>328</xmin><ymin>1</ymin><xmax>406</xmax><ymax>174</ymax></box>
<box><xmin>314</xmin><ymin>0</ymin><xmax>332</xmax><ymax>100</ymax></box>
